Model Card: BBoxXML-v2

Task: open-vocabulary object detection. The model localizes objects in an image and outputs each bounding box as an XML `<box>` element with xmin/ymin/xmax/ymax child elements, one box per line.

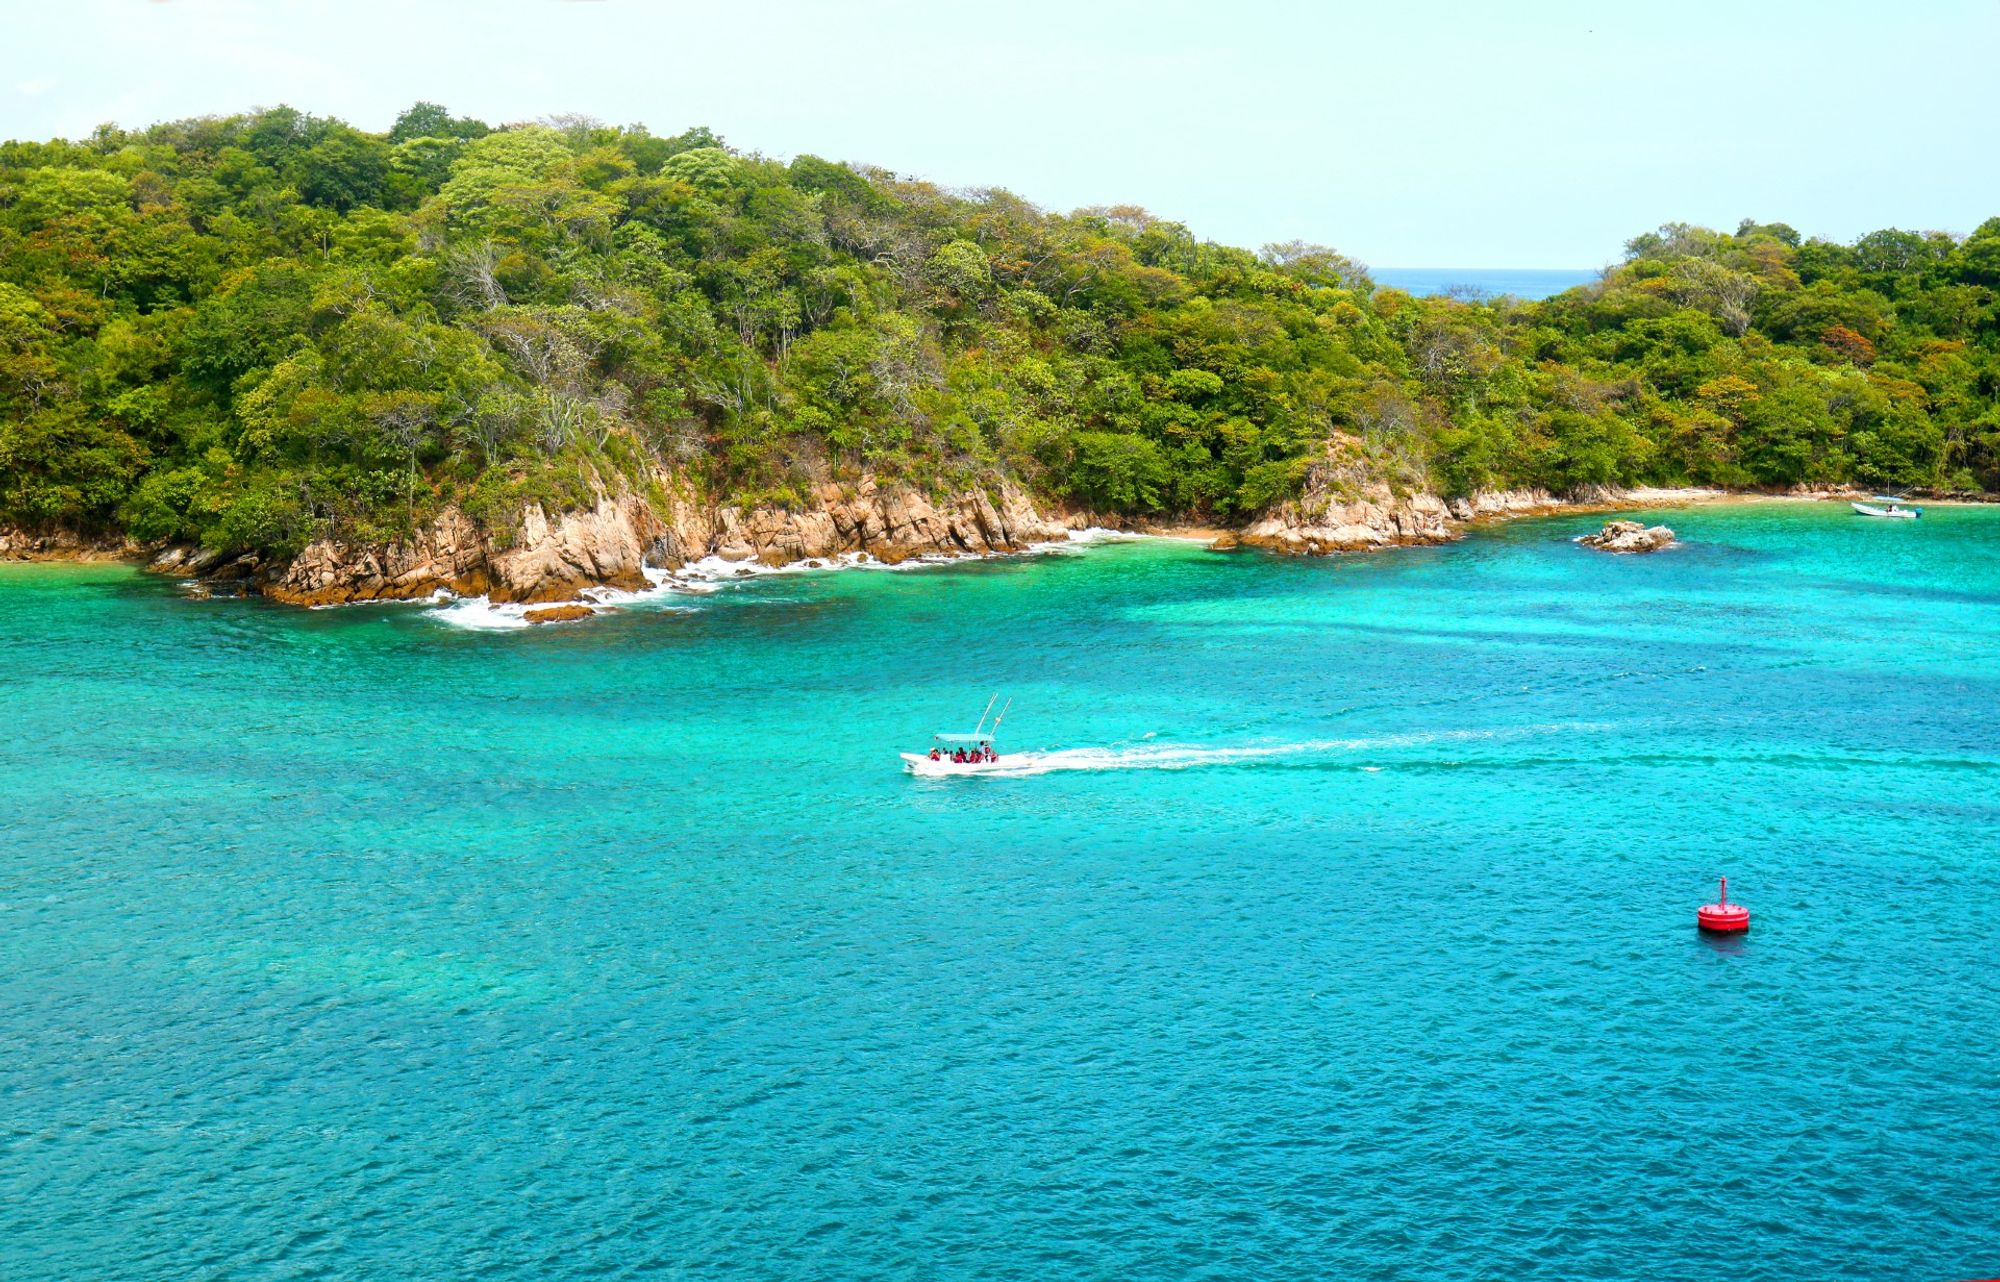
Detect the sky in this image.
<box><xmin>4</xmin><ymin>0</ymin><xmax>1997</xmax><ymax>268</ymax></box>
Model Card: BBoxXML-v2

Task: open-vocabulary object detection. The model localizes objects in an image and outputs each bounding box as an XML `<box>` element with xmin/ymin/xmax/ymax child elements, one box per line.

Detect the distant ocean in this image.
<box><xmin>1372</xmin><ymin>266</ymin><xmax>1598</xmax><ymax>300</ymax></box>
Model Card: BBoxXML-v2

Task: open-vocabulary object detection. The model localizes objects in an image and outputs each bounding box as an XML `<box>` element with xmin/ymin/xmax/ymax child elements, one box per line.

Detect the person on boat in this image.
<box><xmin>929</xmin><ymin>747</ymin><xmax>940</xmax><ymax>761</ymax></box>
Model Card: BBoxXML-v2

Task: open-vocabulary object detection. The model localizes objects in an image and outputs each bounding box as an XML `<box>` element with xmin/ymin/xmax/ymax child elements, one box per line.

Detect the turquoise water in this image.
<box><xmin>1373</xmin><ymin>267</ymin><xmax>1598</xmax><ymax>299</ymax></box>
<box><xmin>4</xmin><ymin>501</ymin><xmax>1998</xmax><ymax>1281</ymax></box>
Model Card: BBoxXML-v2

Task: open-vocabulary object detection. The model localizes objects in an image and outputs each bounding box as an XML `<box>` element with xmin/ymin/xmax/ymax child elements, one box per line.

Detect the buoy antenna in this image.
<box><xmin>1697</xmin><ymin>875</ymin><xmax>1749</xmax><ymax>933</ymax></box>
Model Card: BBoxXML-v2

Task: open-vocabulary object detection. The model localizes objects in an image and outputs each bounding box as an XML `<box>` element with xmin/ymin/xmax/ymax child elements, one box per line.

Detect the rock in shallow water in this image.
<box><xmin>523</xmin><ymin>604</ymin><xmax>596</xmax><ymax>625</ymax></box>
<box><xmin>1580</xmin><ymin>520</ymin><xmax>1676</xmax><ymax>553</ymax></box>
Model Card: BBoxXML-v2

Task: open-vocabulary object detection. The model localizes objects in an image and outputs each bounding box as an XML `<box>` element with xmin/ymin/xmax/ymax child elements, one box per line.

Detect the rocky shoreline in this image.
<box><xmin>1233</xmin><ymin>435</ymin><xmax>1736</xmax><ymax>557</ymax></box>
<box><xmin>7</xmin><ymin>477</ymin><xmax>1088</xmax><ymax>609</ymax></box>
<box><xmin>1232</xmin><ymin>483</ymin><xmax>1718</xmax><ymax>556</ymax></box>
<box><xmin>5</xmin><ymin>467</ymin><xmax>1989</xmax><ymax>613</ymax></box>
<box><xmin>1225</xmin><ymin>433</ymin><xmax>1983</xmax><ymax>557</ymax></box>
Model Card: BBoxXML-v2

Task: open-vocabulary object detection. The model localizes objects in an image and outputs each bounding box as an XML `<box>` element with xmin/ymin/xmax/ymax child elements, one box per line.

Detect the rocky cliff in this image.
<box><xmin>230</xmin><ymin>477</ymin><xmax>1078</xmax><ymax>607</ymax></box>
<box><xmin>1239</xmin><ymin>434</ymin><xmax>1454</xmax><ymax>554</ymax></box>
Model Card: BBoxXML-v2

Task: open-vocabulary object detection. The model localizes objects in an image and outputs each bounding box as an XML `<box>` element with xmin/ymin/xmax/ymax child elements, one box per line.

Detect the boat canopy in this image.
<box><xmin>927</xmin><ymin>694</ymin><xmax>1011</xmax><ymax>746</ymax></box>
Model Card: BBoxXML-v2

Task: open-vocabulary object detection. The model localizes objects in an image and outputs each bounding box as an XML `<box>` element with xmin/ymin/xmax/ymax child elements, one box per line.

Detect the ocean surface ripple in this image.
<box><xmin>3</xmin><ymin>501</ymin><xmax>1998</xmax><ymax>1281</ymax></box>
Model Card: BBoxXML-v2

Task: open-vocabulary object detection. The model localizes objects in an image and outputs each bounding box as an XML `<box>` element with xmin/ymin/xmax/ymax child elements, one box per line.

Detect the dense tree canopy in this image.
<box><xmin>1</xmin><ymin>106</ymin><xmax>1995</xmax><ymax>554</ymax></box>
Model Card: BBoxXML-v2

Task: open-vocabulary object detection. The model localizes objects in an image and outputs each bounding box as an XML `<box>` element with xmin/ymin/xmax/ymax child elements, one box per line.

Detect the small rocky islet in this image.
<box><xmin>1578</xmin><ymin>519</ymin><xmax>1678</xmax><ymax>553</ymax></box>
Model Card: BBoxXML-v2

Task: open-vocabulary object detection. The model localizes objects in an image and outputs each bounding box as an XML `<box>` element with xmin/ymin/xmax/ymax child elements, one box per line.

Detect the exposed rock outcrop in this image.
<box><xmin>1241</xmin><ymin>434</ymin><xmax>1453</xmax><ymax>554</ymax></box>
<box><xmin>261</xmin><ymin>507</ymin><xmax>491</xmax><ymax>606</ymax></box>
<box><xmin>1446</xmin><ymin>489</ymin><xmax>1563</xmax><ymax>521</ymax></box>
<box><xmin>238</xmin><ymin>476</ymin><xmax>1076</xmax><ymax>607</ymax></box>
<box><xmin>0</xmin><ymin>529</ymin><xmax>138</xmax><ymax>561</ymax></box>
<box><xmin>1579</xmin><ymin>519</ymin><xmax>1676</xmax><ymax>553</ymax></box>
<box><xmin>1445</xmin><ymin>486</ymin><xmax>1727</xmax><ymax>523</ymax></box>
<box><xmin>486</xmin><ymin>495</ymin><xmax>667</xmax><ymax>604</ymax></box>
<box><xmin>708</xmin><ymin>479</ymin><xmax>1072</xmax><ymax>568</ymax></box>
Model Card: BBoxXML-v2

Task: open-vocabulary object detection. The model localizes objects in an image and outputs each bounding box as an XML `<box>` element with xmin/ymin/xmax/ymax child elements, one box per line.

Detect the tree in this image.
<box><xmin>436</xmin><ymin>127</ymin><xmax>575</xmax><ymax>227</ymax></box>
<box><xmin>1067</xmin><ymin>431</ymin><xmax>1168</xmax><ymax>510</ymax></box>
<box><xmin>1260</xmin><ymin>240</ymin><xmax>1369</xmax><ymax>289</ymax></box>
<box><xmin>661</xmin><ymin>146</ymin><xmax>738</xmax><ymax>193</ymax></box>
<box><xmin>925</xmin><ymin>240</ymin><xmax>993</xmax><ymax>312</ymax></box>
<box><xmin>389</xmin><ymin>102</ymin><xmax>490</xmax><ymax>143</ymax></box>
<box><xmin>295</xmin><ymin>127</ymin><xmax>390</xmax><ymax>211</ymax></box>
<box><xmin>1661</xmin><ymin>258</ymin><xmax>1758</xmax><ymax>335</ymax></box>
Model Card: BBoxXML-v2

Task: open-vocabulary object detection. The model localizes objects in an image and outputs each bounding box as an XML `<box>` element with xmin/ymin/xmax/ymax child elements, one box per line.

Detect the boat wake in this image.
<box><xmin>937</xmin><ymin>723</ymin><xmax>1610</xmax><ymax>777</ymax></box>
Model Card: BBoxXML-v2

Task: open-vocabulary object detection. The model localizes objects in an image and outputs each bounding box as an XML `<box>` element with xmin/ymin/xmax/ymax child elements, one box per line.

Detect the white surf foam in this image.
<box><xmin>1062</xmin><ymin>526</ymin><xmax>1144</xmax><ymax>544</ymax></box>
<box><xmin>426</xmin><ymin>527</ymin><xmax>1147</xmax><ymax>630</ymax></box>
<box><xmin>576</xmin><ymin>568</ymin><xmax>699</xmax><ymax>611</ymax></box>
<box><xmin>1039</xmin><ymin>526</ymin><xmax>1146</xmax><ymax>555</ymax></box>
<box><xmin>672</xmin><ymin>548</ymin><xmax>963</xmax><ymax>584</ymax></box>
<box><xmin>429</xmin><ymin>596</ymin><xmax>534</xmax><ymax>630</ymax></box>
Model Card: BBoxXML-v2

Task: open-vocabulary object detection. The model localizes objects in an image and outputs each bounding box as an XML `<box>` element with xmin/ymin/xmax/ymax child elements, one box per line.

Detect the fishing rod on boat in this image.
<box><xmin>989</xmin><ymin>698</ymin><xmax>1012</xmax><ymax>737</ymax></box>
<box><xmin>972</xmin><ymin>692</ymin><xmax>999</xmax><ymax>737</ymax></box>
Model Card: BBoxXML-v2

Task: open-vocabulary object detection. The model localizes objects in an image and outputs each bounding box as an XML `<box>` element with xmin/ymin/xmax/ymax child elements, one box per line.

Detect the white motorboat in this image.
<box><xmin>902</xmin><ymin>695</ymin><xmax>1013</xmax><ymax>776</ymax></box>
<box><xmin>1851</xmin><ymin>501</ymin><xmax>1922</xmax><ymax>519</ymax></box>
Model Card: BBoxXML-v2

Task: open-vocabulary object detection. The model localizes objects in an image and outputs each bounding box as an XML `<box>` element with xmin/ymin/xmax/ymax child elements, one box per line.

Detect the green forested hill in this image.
<box><xmin>2</xmin><ymin>104</ymin><xmax>1996</xmax><ymax>556</ymax></box>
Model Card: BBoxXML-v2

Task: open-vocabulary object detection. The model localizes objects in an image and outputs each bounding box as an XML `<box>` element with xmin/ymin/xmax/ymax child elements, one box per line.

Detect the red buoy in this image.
<box><xmin>1697</xmin><ymin>876</ymin><xmax>1750</xmax><ymax>933</ymax></box>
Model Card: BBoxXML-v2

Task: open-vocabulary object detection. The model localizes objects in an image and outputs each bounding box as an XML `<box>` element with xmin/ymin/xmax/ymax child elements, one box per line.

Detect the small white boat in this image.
<box><xmin>902</xmin><ymin>695</ymin><xmax>1013</xmax><ymax>776</ymax></box>
<box><xmin>1852</xmin><ymin>501</ymin><xmax>1922</xmax><ymax>519</ymax></box>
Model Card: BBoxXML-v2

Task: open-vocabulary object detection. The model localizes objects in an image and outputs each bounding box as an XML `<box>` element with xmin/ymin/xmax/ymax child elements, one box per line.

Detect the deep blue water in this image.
<box><xmin>3</xmin><ymin>500</ymin><xmax>1998</xmax><ymax>1280</ymax></box>
<box><xmin>1373</xmin><ymin>267</ymin><xmax>1598</xmax><ymax>300</ymax></box>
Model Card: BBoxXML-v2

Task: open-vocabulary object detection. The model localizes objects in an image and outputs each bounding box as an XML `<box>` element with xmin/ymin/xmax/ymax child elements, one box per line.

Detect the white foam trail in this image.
<box><xmin>947</xmin><ymin>723</ymin><xmax>1612</xmax><ymax>777</ymax></box>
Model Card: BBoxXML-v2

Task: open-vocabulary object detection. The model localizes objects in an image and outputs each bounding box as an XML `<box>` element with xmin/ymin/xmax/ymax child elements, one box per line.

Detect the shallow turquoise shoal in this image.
<box><xmin>3</xmin><ymin>501</ymin><xmax>1997</xmax><ymax>1281</ymax></box>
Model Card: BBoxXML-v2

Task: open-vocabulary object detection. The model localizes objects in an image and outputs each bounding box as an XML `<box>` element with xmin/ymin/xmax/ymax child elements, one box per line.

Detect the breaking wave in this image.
<box><xmin>427</xmin><ymin>529</ymin><xmax>1146</xmax><ymax>630</ymax></box>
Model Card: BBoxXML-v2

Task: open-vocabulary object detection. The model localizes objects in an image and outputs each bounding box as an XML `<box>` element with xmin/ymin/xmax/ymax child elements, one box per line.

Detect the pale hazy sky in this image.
<box><xmin>4</xmin><ymin>0</ymin><xmax>1997</xmax><ymax>267</ymax></box>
